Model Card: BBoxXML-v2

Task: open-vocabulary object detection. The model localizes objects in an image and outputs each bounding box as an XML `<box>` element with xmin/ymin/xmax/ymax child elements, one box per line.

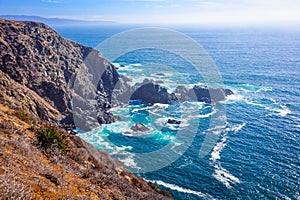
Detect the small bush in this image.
<box><xmin>15</xmin><ymin>110</ymin><xmax>31</xmax><ymax>122</ymax></box>
<box><xmin>36</xmin><ymin>126</ymin><xmax>67</xmax><ymax>151</ymax></box>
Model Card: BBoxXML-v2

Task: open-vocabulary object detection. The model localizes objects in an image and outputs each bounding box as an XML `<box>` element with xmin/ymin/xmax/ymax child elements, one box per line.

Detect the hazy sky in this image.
<box><xmin>1</xmin><ymin>0</ymin><xmax>300</xmax><ymax>24</ymax></box>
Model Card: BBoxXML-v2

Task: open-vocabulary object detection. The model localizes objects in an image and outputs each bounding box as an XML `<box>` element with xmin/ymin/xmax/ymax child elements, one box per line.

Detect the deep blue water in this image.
<box><xmin>55</xmin><ymin>25</ymin><xmax>300</xmax><ymax>200</ymax></box>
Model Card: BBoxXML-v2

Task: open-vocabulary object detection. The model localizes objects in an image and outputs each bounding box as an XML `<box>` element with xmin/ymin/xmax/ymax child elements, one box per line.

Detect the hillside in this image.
<box><xmin>0</xmin><ymin>15</ymin><xmax>115</xmax><ymax>26</ymax></box>
<box><xmin>0</xmin><ymin>19</ymin><xmax>171</xmax><ymax>199</ymax></box>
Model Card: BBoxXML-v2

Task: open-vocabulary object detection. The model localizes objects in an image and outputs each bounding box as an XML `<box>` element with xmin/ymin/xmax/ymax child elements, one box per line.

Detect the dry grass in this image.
<box><xmin>0</xmin><ymin>173</ymin><xmax>33</xmax><ymax>200</ymax></box>
<box><xmin>0</xmin><ymin>103</ymin><xmax>171</xmax><ymax>199</ymax></box>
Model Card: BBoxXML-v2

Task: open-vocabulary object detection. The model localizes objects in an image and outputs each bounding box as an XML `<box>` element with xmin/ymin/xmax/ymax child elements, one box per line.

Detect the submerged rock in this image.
<box><xmin>131</xmin><ymin>122</ymin><xmax>150</xmax><ymax>132</ymax></box>
<box><xmin>167</xmin><ymin>119</ymin><xmax>181</xmax><ymax>125</ymax></box>
<box><xmin>225</xmin><ymin>89</ymin><xmax>234</xmax><ymax>96</ymax></box>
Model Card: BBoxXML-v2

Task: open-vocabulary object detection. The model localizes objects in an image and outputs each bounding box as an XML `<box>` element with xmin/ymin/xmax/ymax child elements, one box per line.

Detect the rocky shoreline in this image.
<box><xmin>0</xmin><ymin>18</ymin><xmax>171</xmax><ymax>199</ymax></box>
<box><xmin>0</xmin><ymin>18</ymin><xmax>233</xmax><ymax>199</ymax></box>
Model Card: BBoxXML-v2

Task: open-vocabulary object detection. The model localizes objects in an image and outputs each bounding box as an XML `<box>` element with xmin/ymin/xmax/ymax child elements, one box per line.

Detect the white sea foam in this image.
<box><xmin>171</xmin><ymin>141</ymin><xmax>183</xmax><ymax>151</ymax></box>
<box><xmin>112</xmin><ymin>62</ymin><xmax>121</xmax><ymax>67</ymax></box>
<box><xmin>209</xmin><ymin>123</ymin><xmax>245</xmax><ymax>188</ymax></box>
<box><xmin>245</xmin><ymin>99</ymin><xmax>264</xmax><ymax>107</ymax></box>
<box><xmin>131</xmin><ymin>103</ymin><xmax>169</xmax><ymax>117</ymax></box>
<box><xmin>183</xmin><ymin>101</ymin><xmax>205</xmax><ymax>106</ymax></box>
<box><xmin>225</xmin><ymin>93</ymin><xmax>245</xmax><ymax>104</ymax></box>
<box><xmin>205</xmin><ymin>124</ymin><xmax>227</xmax><ymax>135</ymax></box>
<box><xmin>282</xmin><ymin>195</ymin><xmax>292</xmax><ymax>200</ymax></box>
<box><xmin>165</xmin><ymin>123</ymin><xmax>180</xmax><ymax>131</ymax></box>
<box><xmin>116</xmin><ymin>151</ymin><xmax>141</xmax><ymax>170</ymax></box>
<box><xmin>267</xmin><ymin>98</ymin><xmax>291</xmax><ymax>117</ymax></box>
<box><xmin>105</xmin><ymin>121</ymin><xmax>131</xmax><ymax>134</ymax></box>
<box><xmin>213</xmin><ymin>165</ymin><xmax>240</xmax><ymax>189</ymax></box>
<box><xmin>147</xmin><ymin>180</ymin><xmax>215</xmax><ymax>199</ymax></box>
<box><xmin>255</xmin><ymin>86</ymin><xmax>273</xmax><ymax>93</ymax></box>
<box><xmin>160</xmin><ymin>134</ymin><xmax>175</xmax><ymax>141</ymax></box>
<box><xmin>228</xmin><ymin>123</ymin><xmax>246</xmax><ymax>133</ymax></box>
<box><xmin>210</xmin><ymin>135</ymin><xmax>227</xmax><ymax>161</ymax></box>
<box><xmin>116</xmin><ymin>145</ymin><xmax>133</xmax><ymax>151</ymax></box>
<box><xmin>117</xmin><ymin>65</ymin><xmax>135</xmax><ymax>71</ymax></box>
<box><xmin>129</xmin><ymin>63</ymin><xmax>142</xmax><ymax>67</ymax></box>
<box><xmin>108</xmin><ymin>145</ymin><xmax>140</xmax><ymax>169</ymax></box>
<box><xmin>180</xmin><ymin>103</ymin><xmax>216</xmax><ymax>120</ymax></box>
<box><xmin>177</xmin><ymin>158</ymin><xmax>193</xmax><ymax>168</ymax></box>
<box><xmin>155</xmin><ymin>117</ymin><xmax>169</xmax><ymax>127</ymax></box>
<box><xmin>150</xmin><ymin>72</ymin><xmax>174</xmax><ymax>78</ymax></box>
<box><xmin>195</xmin><ymin>110</ymin><xmax>217</xmax><ymax>119</ymax></box>
<box><xmin>266</xmin><ymin>106</ymin><xmax>291</xmax><ymax>117</ymax></box>
<box><xmin>246</xmin><ymin>98</ymin><xmax>291</xmax><ymax>117</ymax></box>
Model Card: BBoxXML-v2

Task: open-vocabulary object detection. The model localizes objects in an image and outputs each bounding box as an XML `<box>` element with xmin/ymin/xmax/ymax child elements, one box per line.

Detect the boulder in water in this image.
<box><xmin>167</xmin><ymin>119</ymin><xmax>181</xmax><ymax>125</ymax></box>
<box><xmin>130</xmin><ymin>122</ymin><xmax>150</xmax><ymax>132</ymax></box>
<box><xmin>130</xmin><ymin>83</ymin><xmax>178</xmax><ymax>104</ymax></box>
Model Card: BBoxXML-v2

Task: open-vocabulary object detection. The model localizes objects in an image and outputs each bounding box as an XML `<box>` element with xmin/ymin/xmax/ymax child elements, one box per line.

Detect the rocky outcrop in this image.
<box><xmin>167</xmin><ymin>119</ymin><xmax>181</xmax><ymax>125</ymax></box>
<box><xmin>175</xmin><ymin>85</ymin><xmax>189</xmax><ymax>101</ymax></box>
<box><xmin>131</xmin><ymin>122</ymin><xmax>150</xmax><ymax>132</ymax></box>
<box><xmin>0</xmin><ymin>70</ymin><xmax>61</xmax><ymax>121</ymax></box>
<box><xmin>0</xmin><ymin>19</ymin><xmax>127</xmax><ymax>130</ymax></box>
<box><xmin>130</xmin><ymin>83</ymin><xmax>178</xmax><ymax>104</ymax></box>
<box><xmin>189</xmin><ymin>85</ymin><xmax>229</xmax><ymax>103</ymax></box>
<box><xmin>175</xmin><ymin>85</ymin><xmax>233</xmax><ymax>103</ymax></box>
<box><xmin>130</xmin><ymin>82</ymin><xmax>233</xmax><ymax>104</ymax></box>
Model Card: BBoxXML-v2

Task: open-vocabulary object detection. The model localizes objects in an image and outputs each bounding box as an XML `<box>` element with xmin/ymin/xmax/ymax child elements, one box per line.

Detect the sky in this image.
<box><xmin>0</xmin><ymin>0</ymin><xmax>300</xmax><ymax>25</ymax></box>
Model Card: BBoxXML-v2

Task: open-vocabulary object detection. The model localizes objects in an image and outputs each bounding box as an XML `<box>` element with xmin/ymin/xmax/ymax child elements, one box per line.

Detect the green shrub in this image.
<box><xmin>15</xmin><ymin>110</ymin><xmax>30</xmax><ymax>122</ymax></box>
<box><xmin>36</xmin><ymin>126</ymin><xmax>67</xmax><ymax>151</ymax></box>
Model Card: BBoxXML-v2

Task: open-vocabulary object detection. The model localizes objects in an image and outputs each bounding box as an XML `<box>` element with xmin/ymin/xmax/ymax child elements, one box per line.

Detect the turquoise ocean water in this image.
<box><xmin>55</xmin><ymin>25</ymin><xmax>300</xmax><ymax>200</ymax></box>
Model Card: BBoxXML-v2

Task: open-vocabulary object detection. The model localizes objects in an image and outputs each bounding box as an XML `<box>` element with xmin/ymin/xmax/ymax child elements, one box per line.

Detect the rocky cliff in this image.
<box><xmin>0</xmin><ymin>19</ymin><xmax>171</xmax><ymax>199</ymax></box>
<box><xmin>0</xmin><ymin>18</ymin><xmax>125</xmax><ymax>131</ymax></box>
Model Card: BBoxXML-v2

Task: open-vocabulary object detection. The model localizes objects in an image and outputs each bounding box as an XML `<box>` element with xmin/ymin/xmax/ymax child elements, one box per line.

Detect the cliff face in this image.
<box><xmin>0</xmin><ymin>19</ymin><xmax>171</xmax><ymax>199</ymax></box>
<box><xmin>0</xmin><ymin>19</ymin><xmax>122</xmax><ymax>130</ymax></box>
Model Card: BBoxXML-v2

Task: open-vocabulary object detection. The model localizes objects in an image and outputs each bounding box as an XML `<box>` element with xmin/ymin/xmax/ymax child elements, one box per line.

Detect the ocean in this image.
<box><xmin>55</xmin><ymin>25</ymin><xmax>300</xmax><ymax>200</ymax></box>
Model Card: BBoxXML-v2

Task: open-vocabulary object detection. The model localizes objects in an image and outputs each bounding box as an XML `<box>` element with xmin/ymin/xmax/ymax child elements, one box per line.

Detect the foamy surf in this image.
<box><xmin>245</xmin><ymin>98</ymin><xmax>291</xmax><ymax>117</ymax></box>
<box><xmin>129</xmin><ymin>63</ymin><xmax>142</xmax><ymax>67</ymax></box>
<box><xmin>213</xmin><ymin>165</ymin><xmax>240</xmax><ymax>189</ymax></box>
<box><xmin>266</xmin><ymin>98</ymin><xmax>291</xmax><ymax>117</ymax></box>
<box><xmin>210</xmin><ymin>135</ymin><xmax>227</xmax><ymax>161</ymax></box>
<box><xmin>146</xmin><ymin>179</ymin><xmax>216</xmax><ymax>200</ymax></box>
<box><xmin>210</xmin><ymin>123</ymin><xmax>245</xmax><ymax>188</ymax></box>
<box><xmin>114</xmin><ymin>151</ymin><xmax>141</xmax><ymax>170</ymax></box>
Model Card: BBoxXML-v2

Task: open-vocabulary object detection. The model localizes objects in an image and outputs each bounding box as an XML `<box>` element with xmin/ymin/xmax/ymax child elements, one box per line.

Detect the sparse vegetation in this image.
<box><xmin>0</xmin><ymin>173</ymin><xmax>32</xmax><ymax>200</ymax></box>
<box><xmin>36</xmin><ymin>126</ymin><xmax>67</xmax><ymax>151</ymax></box>
<box><xmin>15</xmin><ymin>109</ymin><xmax>31</xmax><ymax>122</ymax></box>
<box><xmin>148</xmin><ymin>182</ymin><xmax>173</xmax><ymax>198</ymax></box>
